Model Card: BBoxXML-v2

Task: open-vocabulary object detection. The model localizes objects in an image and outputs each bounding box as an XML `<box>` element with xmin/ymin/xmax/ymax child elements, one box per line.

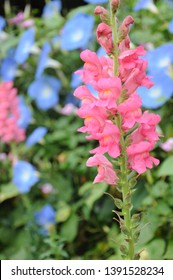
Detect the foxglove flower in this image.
<box><xmin>12</xmin><ymin>160</ymin><xmax>39</xmax><ymax>193</ymax></box>
<box><xmin>14</xmin><ymin>28</ymin><xmax>35</xmax><ymax>64</ymax></box>
<box><xmin>28</xmin><ymin>75</ymin><xmax>61</xmax><ymax>110</ymax></box>
<box><xmin>26</xmin><ymin>127</ymin><xmax>48</xmax><ymax>147</ymax></box>
<box><xmin>60</xmin><ymin>13</ymin><xmax>94</xmax><ymax>51</ymax></box>
<box><xmin>34</xmin><ymin>204</ymin><xmax>56</xmax><ymax>235</ymax></box>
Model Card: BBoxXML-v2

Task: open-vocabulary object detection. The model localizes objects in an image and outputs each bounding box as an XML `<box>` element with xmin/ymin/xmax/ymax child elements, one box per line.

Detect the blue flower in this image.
<box><xmin>12</xmin><ymin>161</ymin><xmax>39</xmax><ymax>193</ymax></box>
<box><xmin>168</xmin><ymin>19</ymin><xmax>173</xmax><ymax>34</ymax></box>
<box><xmin>35</xmin><ymin>42</ymin><xmax>51</xmax><ymax>79</ymax></box>
<box><xmin>60</xmin><ymin>13</ymin><xmax>94</xmax><ymax>51</ymax></box>
<box><xmin>65</xmin><ymin>93</ymin><xmax>81</xmax><ymax>107</ymax></box>
<box><xmin>26</xmin><ymin>127</ymin><xmax>48</xmax><ymax>147</ymax></box>
<box><xmin>0</xmin><ymin>57</ymin><xmax>17</xmax><ymax>81</ymax></box>
<box><xmin>145</xmin><ymin>43</ymin><xmax>173</xmax><ymax>74</ymax></box>
<box><xmin>14</xmin><ymin>28</ymin><xmax>35</xmax><ymax>64</ymax></box>
<box><xmin>42</xmin><ymin>0</ymin><xmax>62</xmax><ymax>18</ymax></box>
<box><xmin>97</xmin><ymin>47</ymin><xmax>107</xmax><ymax>57</ymax></box>
<box><xmin>28</xmin><ymin>75</ymin><xmax>61</xmax><ymax>110</ymax></box>
<box><xmin>70</xmin><ymin>72</ymin><xmax>82</xmax><ymax>89</ymax></box>
<box><xmin>0</xmin><ymin>16</ymin><xmax>6</xmax><ymax>31</ymax></box>
<box><xmin>83</xmin><ymin>0</ymin><xmax>108</xmax><ymax>4</ymax></box>
<box><xmin>34</xmin><ymin>204</ymin><xmax>56</xmax><ymax>236</ymax></box>
<box><xmin>17</xmin><ymin>96</ymin><xmax>32</xmax><ymax>129</ymax></box>
<box><xmin>137</xmin><ymin>71</ymin><xmax>173</xmax><ymax>109</ymax></box>
<box><xmin>133</xmin><ymin>0</ymin><xmax>157</xmax><ymax>12</ymax></box>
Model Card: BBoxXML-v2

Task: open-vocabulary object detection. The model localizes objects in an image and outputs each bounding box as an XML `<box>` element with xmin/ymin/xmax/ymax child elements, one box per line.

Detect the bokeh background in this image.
<box><xmin>0</xmin><ymin>0</ymin><xmax>173</xmax><ymax>260</ymax></box>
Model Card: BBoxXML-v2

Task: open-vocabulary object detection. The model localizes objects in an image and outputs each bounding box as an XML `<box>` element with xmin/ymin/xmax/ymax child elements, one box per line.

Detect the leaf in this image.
<box><xmin>0</xmin><ymin>183</ymin><xmax>19</xmax><ymax>203</ymax></box>
<box><xmin>145</xmin><ymin>239</ymin><xmax>165</xmax><ymax>260</ymax></box>
<box><xmin>56</xmin><ymin>201</ymin><xmax>71</xmax><ymax>223</ymax></box>
<box><xmin>60</xmin><ymin>213</ymin><xmax>79</xmax><ymax>242</ymax></box>
<box><xmin>157</xmin><ymin>156</ymin><xmax>173</xmax><ymax>177</ymax></box>
<box><xmin>164</xmin><ymin>239</ymin><xmax>173</xmax><ymax>260</ymax></box>
<box><xmin>150</xmin><ymin>181</ymin><xmax>168</xmax><ymax>198</ymax></box>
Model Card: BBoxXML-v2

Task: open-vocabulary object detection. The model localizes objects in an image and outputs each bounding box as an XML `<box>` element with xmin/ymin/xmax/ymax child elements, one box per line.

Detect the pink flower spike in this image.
<box><xmin>86</xmin><ymin>154</ymin><xmax>117</xmax><ymax>184</ymax></box>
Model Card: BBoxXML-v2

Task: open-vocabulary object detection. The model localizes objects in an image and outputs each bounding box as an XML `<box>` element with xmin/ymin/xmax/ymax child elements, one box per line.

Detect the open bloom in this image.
<box><xmin>12</xmin><ymin>160</ymin><xmax>39</xmax><ymax>193</ymax></box>
<box><xmin>34</xmin><ymin>204</ymin><xmax>56</xmax><ymax>236</ymax></box>
<box><xmin>26</xmin><ymin>127</ymin><xmax>48</xmax><ymax>147</ymax></box>
<box><xmin>86</xmin><ymin>154</ymin><xmax>117</xmax><ymax>184</ymax></box>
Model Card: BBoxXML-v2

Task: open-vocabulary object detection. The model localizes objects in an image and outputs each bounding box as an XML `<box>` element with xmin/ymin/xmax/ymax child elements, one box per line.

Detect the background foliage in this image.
<box><xmin>0</xmin><ymin>0</ymin><xmax>173</xmax><ymax>260</ymax></box>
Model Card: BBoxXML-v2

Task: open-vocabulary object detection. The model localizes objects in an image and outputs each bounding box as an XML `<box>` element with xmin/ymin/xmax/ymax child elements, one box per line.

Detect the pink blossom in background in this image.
<box><xmin>8</xmin><ymin>12</ymin><xmax>34</xmax><ymax>28</ymax></box>
<box><xmin>0</xmin><ymin>82</ymin><xmax>25</xmax><ymax>143</ymax></box>
<box><xmin>160</xmin><ymin>138</ymin><xmax>173</xmax><ymax>152</ymax></box>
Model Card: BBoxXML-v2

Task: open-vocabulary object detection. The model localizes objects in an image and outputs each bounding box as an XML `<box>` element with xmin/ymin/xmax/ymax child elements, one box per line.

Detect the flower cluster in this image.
<box><xmin>74</xmin><ymin>1</ymin><xmax>160</xmax><ymax>185</ymax></box>
<box><xmin>0</xmin><ymin>82</ymin><xmax>25</xmax><ymax>143</ymax></box>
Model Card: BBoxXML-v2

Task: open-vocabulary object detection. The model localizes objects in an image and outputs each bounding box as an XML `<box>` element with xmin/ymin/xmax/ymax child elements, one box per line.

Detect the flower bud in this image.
<box><xmin>96</xmin><ymin>22</ymin><xmax>114</xmax><ymax>54</ymax></box>
<box><xmin>118</xmin><ymin>16</ymin><xmax>134</xmax><ymax>42</ymax></box>
<box><xmin>111</xmin><ymin>0</ymin><xmax>120</xmax><ymax>14</ymax></box>
<box><xmin>94</xmin><ymin>6</ymin><xmax>109</xmax><ymax>24</ymax></box>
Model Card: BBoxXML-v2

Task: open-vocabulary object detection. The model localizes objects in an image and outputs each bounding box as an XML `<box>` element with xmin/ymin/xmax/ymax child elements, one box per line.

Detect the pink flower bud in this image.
<box><xmin>94</xmin><ymin>6</ymin><xmax>109</xmax><ymax>23</ymax></box>
<box><xmin>96</xmin><ymin>22</ymin><xmax>114</xmax><ymax>54</ymax></box>
<box><xmin>118</xmin><ymin>16</ymin><xmax>134</xmax><ymax>42</ymax></box>
<box><xmin>111</xmin><ymin>0</ymin><xmax>120</xmax><ymax>13</ymax></box>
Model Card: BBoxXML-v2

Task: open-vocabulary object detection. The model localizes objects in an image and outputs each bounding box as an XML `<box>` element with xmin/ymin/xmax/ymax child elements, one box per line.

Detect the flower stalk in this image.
<box><xmin>74</xmin><ymin>0</ymin><xmax>160</xmax><ymax>260</ymax></box>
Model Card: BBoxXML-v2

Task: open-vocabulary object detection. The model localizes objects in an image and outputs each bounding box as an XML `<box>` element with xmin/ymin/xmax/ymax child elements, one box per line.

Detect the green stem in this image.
<box><xmin>109</xmin><ymin>1</ymin><xmax>136</xmax><ymax>259</ymax></box>
<box><xmin>110</xmin><ymin>2</ymin><xmax>119</xmax><ymax>76</ymax></box>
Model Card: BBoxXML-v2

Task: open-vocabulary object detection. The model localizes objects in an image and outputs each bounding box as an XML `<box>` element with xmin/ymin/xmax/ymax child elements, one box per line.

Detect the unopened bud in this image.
<box><xmin>111</xmin><ymin>0</ymin><xmax>120</xmax><ymax>13</ymax></box>
<box><xmin>94</xmin><ymin>6</ymin><xmax>109</xmax><ymax>24</ymax></box>
<box><xmin>118</xmin><ymin>16</ymin><xmax>134</xmax><ymax>42</ymax></box>
<box><xmin>96</xmin><ymin>22</ymin><xmax>114</xmax><ymax>54</ymax></box>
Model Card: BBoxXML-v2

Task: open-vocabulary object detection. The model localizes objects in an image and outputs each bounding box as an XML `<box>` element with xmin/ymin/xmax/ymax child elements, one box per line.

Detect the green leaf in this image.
<box><xmin>145</xmin><ymin>239</ymin><xmax>165</xmax><ymax>260</ymax></box>
<box><xmin>60</xmin><ymin>213</ymin><xmax>79</xmax><ymax>242</ymax></box>
<box><xmin>56</xmin><ymin>201</ymin><xmax>71</xmax><ymax>223</ymax></box>
<box><xmin>151</xmin><ymin>181</ymin><xmax>168</xmax><ymax>198</ymax></box>
<box><xmin>164</xmin><ymin>239</ymin><xmax>173</xmax><ymax>260</ymax></box>
<box><xmin>157</xmin><ymin>156</ymin><xmax>173</xmax><ymax>177</ymax></box>
<box><xmin>0</xmin><ymin>183</ymin><xmax>19</xmax><ymax>203</ymax></box>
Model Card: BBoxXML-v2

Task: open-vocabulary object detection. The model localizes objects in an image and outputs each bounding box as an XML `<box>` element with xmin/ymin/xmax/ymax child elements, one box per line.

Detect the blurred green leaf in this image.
<box><xmin>157</xmin><ymin>156</ymin><xmax>173</xmax><ymax>177</ymax></box>
<box><xmin>60</xmin><ymin>213</ymin><xmax>79</xmax><ymax>242</ymax></box>
<box><xmin>0</xmin><ymin>183</ymin><xmax>19</xmax><ymax>203</ymax></box>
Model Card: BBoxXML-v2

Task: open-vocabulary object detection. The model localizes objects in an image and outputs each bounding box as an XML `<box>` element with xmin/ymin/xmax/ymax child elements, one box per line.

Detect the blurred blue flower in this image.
<box><xmin>168</xmin><ymin>19</ymin><xmax>173</xmax><ymax>34</ymax></box>
<box><xmin>34</xmin><ymin>204</ymin><xmax>56</xmax><ymax>236</ymax></box>
<box><xmin>145</xmin><ymin>43</ymin><xmax>173</xmax><ymax>74</ymax></box>
<box><xmin>28</xmin><ymin>75</ymin><xmax>61</xmax><ymax>110</ymax></box>
<box><xmin>133</xmin><ymin>0</ymin><xmax>157</xmax><ymax>12</ymax></box>
<box><xmin>14</xmin><ymin>28</ymin><xmax>35</xmax><ymax>64</ymax></box>
<box><xmin>42</xmin><ymin>0</ymin><xmax>62</xmax><ymax>18</ymax></box>
<box><xmin>87</xmin><ymin>84</ymin><xmax>98</xmax><ymax>98</ymax></box>
<box><xmin>26</xmin><ymin>127</ymin><xmax>48</xmax><ymax>147</ymax></box>
<box><xmin>35</xmin><ymin>42</ymin><xmax>51</xmax><ymax>79</ymax></box>
<box><xmin>97</xmin><ymin>47</ymin><xmax>107</xmax><ymax>57</ymax></box>
<box><xmin>70</xmin><ymin>71</ymin><xmax>82</xmax><ymax>89</ymax></box>
<box><xmin>18</xmin><ymin>96</ymin><xmax>32</xmax><ymax>129</ymax></box>
<box><xmin>60</xmin><ymin>13</ymin><xmax>94</xmax><ymax>51</ymax></box>
<box><xmin>0</xmin><ymin>57</ymin><xmax>17</xmax><ymax>81</ymax></box>
<box><xmin>13</xmin><ymin>160</ymin><xmax>39</xmax><ymax>193</ymax></box>
<box><xmin>137</xmin><ymin>71</ymin><xmax>173</xmax><ymax>109</ymax></box>
<box><xmin>83</xmin><ymin>0</ymin><xmax>108</xmax><ymax>3</ymax></box>
<box><xmin>65</xmin><ymin>93</ymin><xmax>81</xmax><ymax>107</ymax></box>
<box><xmin>0</xmin><ymin>16</ymin><xmax>6</xmax><ymax>31</ymax></box>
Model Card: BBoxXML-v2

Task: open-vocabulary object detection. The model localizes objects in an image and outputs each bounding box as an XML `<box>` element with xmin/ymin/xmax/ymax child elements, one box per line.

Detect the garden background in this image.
<box><xmin>0</xmin><ymin>0</ymin><xmax>173</xmax><ymax>260</ymax></box>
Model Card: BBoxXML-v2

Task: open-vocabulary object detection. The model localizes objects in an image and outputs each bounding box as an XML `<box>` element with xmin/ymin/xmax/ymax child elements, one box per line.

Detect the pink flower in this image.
<box><xmin>118</xmin><ymin>93</ymin><xmax>142</xmax><ymax>130</ymax></box>
<box><xmin>76</xmin><ymin>49</ymin><xmax>113</xmax><ymax>84</ymax></box>
<box><xmin>93</xmin><ymin>77</ymin><xmax>121</xmax><ymax>109</ymax></box>
<box><xmin>118</xmin><ymin>16</ymin><xmax>134</xmax><ymax>41</ymax></box>
<box><xmin>160</xmin><ymin>138</ymin><xmax>173</xmax><ymax>152</ymax></box>
<box><xmin>0</xmin><ymin>82</ymin><xmax>25</xmax><ymax>143</ymax></box>
<box><xmin>90</xmin><ymin>121</ymin><xmax>120</xmax><ymax>158</ymax></box>
<box><xmin>96</xmin><ymin>23</ymin><xmax>114</xmax><ymax>54</ymax></box>
<box><xmin>8</xmin><ymin>12</ymin><xmax>25</xmax><ymax>25</ymax></box>
<box><xmin>127</xmin><ymin>141</ymin><xmax>159</xmax><ymax>174</ymax></box>
<box><xmin>77</xmin><ymin>105</ymin><xmax>108</xmax><ymax>136</ymax></box>
<box><xmin>73</xmin><ymin>85</ymin><xmax>97</xmax><ymax>106</ymax></box>
<box><xmin>86</xmin><ymin>154</ymin><xmax>117</xmax><ymax>184</ymax></box>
